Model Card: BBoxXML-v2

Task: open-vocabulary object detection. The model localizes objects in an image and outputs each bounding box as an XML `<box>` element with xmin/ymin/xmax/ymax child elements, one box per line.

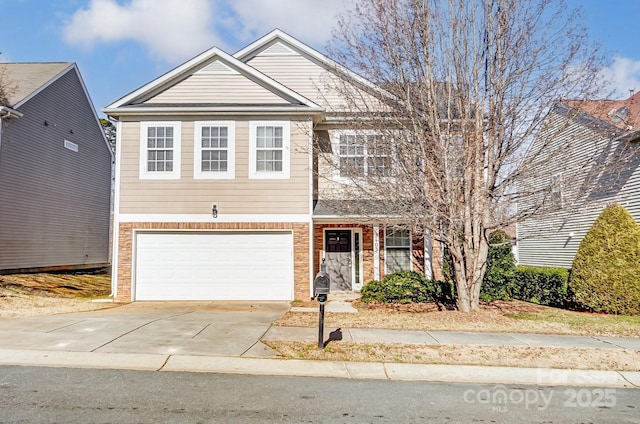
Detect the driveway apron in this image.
<box><xmin>0</xmin><ymin>302</ymin><xmax>290</xmax><ymax>357</ymax></box>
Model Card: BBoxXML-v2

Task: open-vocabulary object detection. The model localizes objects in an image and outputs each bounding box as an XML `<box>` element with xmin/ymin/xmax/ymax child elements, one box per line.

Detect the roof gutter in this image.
<box><xmin>0</xmin><ymin>106</ymin><xmax>23</xmax><ymax>151</ymax></box>
<box><xmin>102</xmin><ymin>105</ymin><xmax>324</xmax><ymax>116</ymax></box>
<box><xmin>617</xmin><ymin>128</ymin><xmax>640</xmax><ymax>143</ymax></box>
<box><xmin>0</xmin><ymin>106</ymin><xmax>23</xmax><ymax>120</ymax></box>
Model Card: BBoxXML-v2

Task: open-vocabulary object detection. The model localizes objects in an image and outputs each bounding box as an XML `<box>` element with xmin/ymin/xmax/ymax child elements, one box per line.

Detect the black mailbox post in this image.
<box><xmin>314</xmin><ymin>259</ymin><xmax>330</xmax><ymax>349</ymax></box>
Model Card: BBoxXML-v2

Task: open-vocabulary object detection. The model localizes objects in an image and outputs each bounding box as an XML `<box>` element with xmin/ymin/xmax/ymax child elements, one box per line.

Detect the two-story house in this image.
<box><xmin>105</xmin><ymin>30</ymin><xmax>432</xmax><ymax>302</ymax></box>
<box><xmin>517</xmin><ymin>92</ymin><xmax>640</xmax><ymax>267</ymax></box>
<box><xmin>0</xmin><ymin>62</ymin><xmax>112</xmax><ymax>273</ymax></box>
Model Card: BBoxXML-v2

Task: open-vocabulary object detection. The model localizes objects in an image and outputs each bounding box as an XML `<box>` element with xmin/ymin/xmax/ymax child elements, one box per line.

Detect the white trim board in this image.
<box><xmin>118</xmin><ymin>214</ymin><xmax>311</xmax><ymax>223</ymax></box>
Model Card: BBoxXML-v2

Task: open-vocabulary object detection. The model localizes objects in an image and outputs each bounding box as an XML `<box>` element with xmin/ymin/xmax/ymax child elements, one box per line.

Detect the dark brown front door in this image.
<box><xmin>325</xmin><ymin>230</ymin><xmax>352</xmax><ymax>291</ymax></box>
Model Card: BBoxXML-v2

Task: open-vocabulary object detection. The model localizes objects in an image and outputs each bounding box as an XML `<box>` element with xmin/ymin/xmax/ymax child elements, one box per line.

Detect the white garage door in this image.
<box><xmin>134</xmin><ymin>231</ymin><xmax>293</xmax><ymax>301</ymax></box>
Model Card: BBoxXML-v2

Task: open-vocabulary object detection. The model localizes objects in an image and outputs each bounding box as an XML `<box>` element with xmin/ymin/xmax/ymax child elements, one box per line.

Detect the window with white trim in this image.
<box><xmin>140</xmin><ymin>122</ymin><xmax>181</xmax><ymax>179</ymax></box>
<box><xmin>551</xmin><ymin>172</ymin><xmax>564</xmax><ymax>207</ymax></box>
<box><xmin>337</xmin><ymin>133</ymin><xmax>391</xmax><ymax>178</ymax></box>
<box><xmin>249</xmin><ymin>121</ymin><xmax>290</xmax><ymax>179</ymax></box>
<box><xmin>385</xmin><ymin>228</ymin><xmax>412</xmax><ymax>272</ymax></box>
<box><xmin>194</xmin><ymin>121</ymin><xmax>235</xmax><ymax>179</ymax></box>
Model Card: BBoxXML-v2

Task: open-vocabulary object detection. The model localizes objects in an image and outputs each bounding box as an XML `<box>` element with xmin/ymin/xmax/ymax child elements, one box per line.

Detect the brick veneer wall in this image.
<box><xmin>313</xmin><ymin>224</ymin><xmax>438</xmax><ymax>290</ymax></box>
<box><xmin>115</xmin><ymin>222</ymin><xmax>310</xmax><ymax>302</ymax></box>
<box><xmin>313</xmin><ymin>224</ymin><xmax>376</xmax><ymax>286</ymax></box>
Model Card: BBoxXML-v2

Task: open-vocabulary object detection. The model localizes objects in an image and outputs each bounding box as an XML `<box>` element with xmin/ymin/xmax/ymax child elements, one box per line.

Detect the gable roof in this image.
<box><xmin>0</xmin><ymin>62</ymin><xmax>74</xmax><ymax>108</ymax></box>
<box><xmin>234</xmin><ymin>29</ymin><xmax>395</xmax><ymax>105</ymax></box>
<box><xmin>104</xmin><ymin>45</ymin><xmax>323</xmax><ymax>116</ymax></box>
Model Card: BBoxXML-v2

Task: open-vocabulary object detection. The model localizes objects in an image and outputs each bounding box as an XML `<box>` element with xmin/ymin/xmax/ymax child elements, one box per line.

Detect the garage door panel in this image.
<box><xmin>135</xmin><ymin>232</ymin><xmax>293</xmax><ymax>301</ymax></box>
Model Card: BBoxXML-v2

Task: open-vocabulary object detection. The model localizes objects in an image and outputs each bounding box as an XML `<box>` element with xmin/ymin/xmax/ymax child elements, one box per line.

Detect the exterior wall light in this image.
<box><xmin>212</xmin><ymin>204</ymin><xmax>218</xmax><ymax>218</ymax></box>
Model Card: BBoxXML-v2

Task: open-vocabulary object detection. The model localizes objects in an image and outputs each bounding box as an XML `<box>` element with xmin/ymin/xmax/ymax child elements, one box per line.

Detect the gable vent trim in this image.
<box><xmin>257</xmin><ymin>42</ymin><xmax>298</xmax><ymax>56</ymax></box>
<box><xmin>196</xmin><ymin>60</ymin><xmax>240</xmax><ymax>75</ymax></box>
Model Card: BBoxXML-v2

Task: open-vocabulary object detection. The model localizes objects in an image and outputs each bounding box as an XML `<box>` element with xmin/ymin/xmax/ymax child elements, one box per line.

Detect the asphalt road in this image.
<box><xmin>0</xmin><ymin>366</ymin><xmax>637</xmax><ymax>423</ymax></box>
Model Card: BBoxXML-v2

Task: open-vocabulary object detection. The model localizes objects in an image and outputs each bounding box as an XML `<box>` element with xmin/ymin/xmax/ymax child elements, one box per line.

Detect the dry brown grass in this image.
<box><xmin>0</xmin><ymin>272</ymin><xmax>116</xmax><ymax>317</ymax></box>
<box><xmin>276</xmin><ymin>300</ymin><xmax>640</xmax><ymax>338</ymax></box>
<box><xmin>265</xmin><ymin>340</ymin><xmax>640</xmax><ymax>371</ymax></box>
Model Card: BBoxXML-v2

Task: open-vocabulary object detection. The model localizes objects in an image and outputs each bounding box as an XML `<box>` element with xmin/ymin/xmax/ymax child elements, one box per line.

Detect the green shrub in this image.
<box><xmin>568</xmin><ymin>203</ymin><xmax>640</xmax><ymax>315</ymax></box>
<box><xmin>480</xmin><ymin>230</ymin><xmax>517</xmax><ymax>302</ymax></box>
<box><xmin>513</xmin><ymin>266</ymin><xmax>569</xmax><ymax>306</ymax></box>
<box><xmin>361</xmin><ymin>270</ymin><xmax>453</xmax><ymax>304</ymax></box>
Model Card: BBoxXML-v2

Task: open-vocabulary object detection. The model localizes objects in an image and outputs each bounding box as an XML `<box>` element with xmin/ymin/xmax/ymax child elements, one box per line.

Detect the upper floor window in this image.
<box><xmin>140</xmin><ymin>122</ymin><xmax>181</xmax><ymax>180</ymax></box>
<box><xmin>338</xmin><ymin>133</ymin><xmax>391</xmax><ymax>178</ymax></box>
<box><xmin>551</xmin><ymin>172</ymin><xmax>564</xmax><ymax>207</ymax></box>
<box><xmin>249</xmin><ymin>121</ymin><xmax>290</xmax><ymax>179</ymax></box>
<box><xmin>194</xmin><ymin>121</ymin><xmax>235</xmax><ymax>179</ymax></box>
<box><xmin>385</xmin><ymin>228</ymin><xmax>412</xmax><ymax>273</ymax></box>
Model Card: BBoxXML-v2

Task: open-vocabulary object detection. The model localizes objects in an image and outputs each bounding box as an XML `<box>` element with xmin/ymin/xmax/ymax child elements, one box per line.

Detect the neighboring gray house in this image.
<box><xmin>517</xmin><ymin>92</ymin><xmax>640</xmax><ymax>268</ymax></box>
<box><xmin>0</xmin><ymin>63</ymin><xmax>112</xmax><ymax>272</ymax></box>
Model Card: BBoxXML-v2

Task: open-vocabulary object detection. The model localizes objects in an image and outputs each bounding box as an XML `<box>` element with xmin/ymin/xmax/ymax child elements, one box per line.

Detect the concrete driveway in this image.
<box><xmin>0</xmin><ymin>302</ymin><xmax>290</xmax><ymax>357</ymax></box>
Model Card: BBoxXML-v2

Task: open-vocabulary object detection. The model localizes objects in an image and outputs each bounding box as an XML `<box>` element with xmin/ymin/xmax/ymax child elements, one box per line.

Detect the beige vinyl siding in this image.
<box><xmin>247</xmin><ymin>52</ymin><xmax>384</xmax><ymax>112</ymax></box>
<box><xmin>118</xmin><ymin>117</ymin><xmax>311</xmax><ymax>215</ymax></box>
<box><xmin>517</xmin><ymin>107</ymin><xmax>640</xmax><ymax>268</ymax></box>
<box><xmin>145</xmin><ymin>73</ymin><xmax>288</xmax><ymax>104</ymax></box>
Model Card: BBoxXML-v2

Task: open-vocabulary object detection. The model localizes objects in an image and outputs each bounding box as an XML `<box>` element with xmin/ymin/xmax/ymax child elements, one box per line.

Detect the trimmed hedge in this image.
<box><xmin>568</xmin><ymin>203</ymin><xmax>640</xmax><ymax>315</ymax></box>
<box><xmin>513</xmin><ymin>266</ymin><xmax>569</xmax><ymax>306</ymax></box>
<box><xmin>361</xmin><ymin>270</ymin><xmax>454</xmax><ymax>305</ymax></box>
<box><xmin>480</xmin><ymin>230</ymin><xmax>517</xmax><ymax>302</ymax></box>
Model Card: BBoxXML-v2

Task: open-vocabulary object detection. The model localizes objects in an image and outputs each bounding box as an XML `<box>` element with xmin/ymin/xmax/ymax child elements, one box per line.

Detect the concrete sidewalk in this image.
<box><xmin>0</xmin><ymin>301</ymin><xmax>638</xmax><ymax>388</ymax></box>
<box><xmin>263</xmin><ymin>326</ymin><xmax>640</xmax><ymax>350</ymax></box>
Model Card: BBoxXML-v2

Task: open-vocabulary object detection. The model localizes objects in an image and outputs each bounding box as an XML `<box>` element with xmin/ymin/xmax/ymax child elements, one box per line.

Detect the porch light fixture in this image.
<box><xmin>212</xmin><ymin>203</ymin><xmax>218</xmax><ymax>218</ymax></box>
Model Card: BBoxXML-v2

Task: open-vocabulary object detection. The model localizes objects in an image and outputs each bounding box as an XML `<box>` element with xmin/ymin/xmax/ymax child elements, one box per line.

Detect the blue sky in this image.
<box><xmin>2</xmin><ymin>0</ymin><xmax>639</xmax><ymax>117</ymax></box>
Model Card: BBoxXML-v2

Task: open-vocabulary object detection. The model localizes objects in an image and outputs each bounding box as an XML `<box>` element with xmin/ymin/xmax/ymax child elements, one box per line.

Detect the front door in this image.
<box><xmin>325</xmin><ymin>230</ymin><xmax>352</xmax><ymax>291</ymax></box>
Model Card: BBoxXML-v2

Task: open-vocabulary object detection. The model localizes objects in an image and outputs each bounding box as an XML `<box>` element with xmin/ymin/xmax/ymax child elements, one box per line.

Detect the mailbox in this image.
<box><xmin>314</xmin><ymin>259</ymin><xmax>330</xmax><ymax>303</ymax></box>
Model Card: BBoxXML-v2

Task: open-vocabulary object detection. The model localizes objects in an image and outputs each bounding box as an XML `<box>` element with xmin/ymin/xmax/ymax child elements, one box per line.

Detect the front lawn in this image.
<box><xmin>276</xmin><ymin>300</ymin><xmax>640</xmax><ymax>338</ymax></box>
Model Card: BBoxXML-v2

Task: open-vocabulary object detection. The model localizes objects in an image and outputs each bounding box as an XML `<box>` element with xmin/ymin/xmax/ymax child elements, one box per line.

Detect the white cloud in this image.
<box><xmin>62</xmin><ymin>0</ymin><xmax>220</xmax><ymax>64</ymax></box>
<box><xmin>222</xmin><ymin>0</ymin><xmax>347</xmax><ymax>49</ymax></box>
<box><xmin>62</xmin><ymin>0</ymin><xmax>346</xmax><ymax>64</ymax></box>
<box><xmin>600</xmin><ymin>56</ymin><xmax>640</xmax><ymax>99</ymax></box>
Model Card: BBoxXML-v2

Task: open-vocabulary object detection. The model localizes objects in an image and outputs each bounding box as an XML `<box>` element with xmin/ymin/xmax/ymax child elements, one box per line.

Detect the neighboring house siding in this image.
<box><xmin>517</xmin><ymin>107</ymin><xmax>640</xmax><ymax>268</ymax></box>
<box><xmin>0</xmin><ymin>69</ymin><xmax>112</xmax><ymax>270</ymax></box>
<box><xmin>145</xmin><ymin>72</ymin><xmax>287</xmax><ymax>104</ymax></box>
<box><xmin>117</xmin><ymin>117</ymin><xmax>311</xmax><ymax>215</ymax></box>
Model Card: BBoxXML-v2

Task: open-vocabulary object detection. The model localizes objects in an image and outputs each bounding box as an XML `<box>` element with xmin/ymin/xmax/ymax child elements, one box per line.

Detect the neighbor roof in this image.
<box><xmin>564</xmin><ymin>91</ymin><xmax>640</xmax><ymax>133</ymax></box>
<box><xmin>0</xmin><ymin>63</ymin><xmax>73</xmax><ymax>107</ymax></box>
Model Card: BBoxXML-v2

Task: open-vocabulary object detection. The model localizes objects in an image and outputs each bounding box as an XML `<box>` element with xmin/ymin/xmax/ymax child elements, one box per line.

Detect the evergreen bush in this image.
<box><xmin>360</xmin><ymin>270</ymin><xmax>453</xmax><ymax>304</ymax></box>
<box><xmin>513</xmin><ymin>266</ymin><xmax>568</xmax><ymax>306</ymax></box>
<box><xmin>568</xmin><ymin>203</ymin><xmax>640</xmax><ymax>315</ymax></box>
<box><xmin>480</xmin><ymin>230</ymin><xmax>516</xmax><ymax>302</ymax></box>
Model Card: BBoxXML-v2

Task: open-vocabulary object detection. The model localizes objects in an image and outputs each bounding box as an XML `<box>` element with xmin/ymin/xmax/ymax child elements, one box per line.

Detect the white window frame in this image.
<box><xmin>139</xmin><ymin>121</ymin><xmax>181</xmax><ymax>180</ymax></box>
<box><xmin>249</xmin><ymin>121</ymin><xmax>290</xmax><ymax>179</ymax></box>
<box><xmin>384</xmin><ymin>227</ymin><xmax>412</xmax><ymax>273</ymax></box>
<box><xmin>194</xmin><ymin>121</ymin><xmax>235</xmax><ymax>179</ymax></box>
<box><xmin>333</xmin><ymin>130</ymin><xmax>392</xmax><ymax>182</ymax></box>
<box><xmin>551</xmin><ymin>172</ymin><xmax>564</xmax><ymax>207</ymax></box>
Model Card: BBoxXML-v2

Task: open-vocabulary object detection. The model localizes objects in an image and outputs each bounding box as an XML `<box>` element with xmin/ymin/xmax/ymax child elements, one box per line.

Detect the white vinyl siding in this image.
<box><xmin>517</xmin><ymin>106</ymin><xmax>640</xmax><ymax>268</ymax></box>
<box><xmin>385</xmin><ymin>228</ymin><xmax>412</xmax><ymax>272</ymax></box>
<box><xmin>140</xmin><ymin>122</ymin><xmax>181</xmax><ymax>180</ymax></box>
<box><xmin>249</xmin><ymin>121</ymin><xmax>290</xmax><ymax>179</ymax></box>
<box><xmin>194</xmin><ymin>121</ymin><xmax>235</xmax><ymax>179</ymax></box>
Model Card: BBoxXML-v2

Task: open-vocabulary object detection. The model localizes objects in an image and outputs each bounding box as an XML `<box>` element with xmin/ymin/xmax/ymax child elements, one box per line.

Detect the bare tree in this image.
<box><xmin>324</xmin><ymin>0</ymin><xmax>607</xmax><ymax>312</ymax></box>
